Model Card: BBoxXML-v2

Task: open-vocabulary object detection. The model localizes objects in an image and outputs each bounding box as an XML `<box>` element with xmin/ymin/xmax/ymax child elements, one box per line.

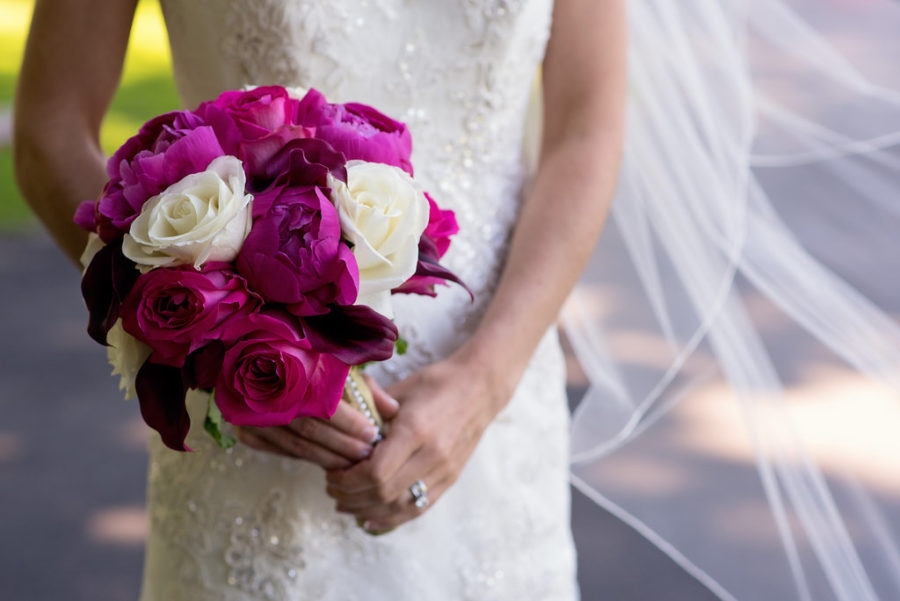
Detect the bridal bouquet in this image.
<box><xmin>74</xmin><ymin>86</ymin><xmax>466</xmax><ymax>452</ymax></box>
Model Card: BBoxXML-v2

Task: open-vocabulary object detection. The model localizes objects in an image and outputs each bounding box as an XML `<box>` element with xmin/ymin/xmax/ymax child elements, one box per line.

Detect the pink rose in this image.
<box><xmin>215</xmin><ymin>311</ymin><xmax>350</xmax><ymax>426</ymax></box>
<box><xmin>194</xmin><ymin>86</ymin><xmax>313</xmax><ymax>177</ymax></box>
<box><xmin>297</xmin><ymin>88</ymin><xmax>413</xmax><ymax>175</ymax></box>
<box><xmin>236</xmin><ymin>186</ymin><xmax>358</xmax><ymax>314</ymax></box>
<box><xmin>85</xmin><ymin>111</ymin><xmax>225</xmax><ymax>242</ymax></box>
<box><xmin>121</xmin><ymin>266</ymin><xmax>258</xmax><ymax>367</ymax></box>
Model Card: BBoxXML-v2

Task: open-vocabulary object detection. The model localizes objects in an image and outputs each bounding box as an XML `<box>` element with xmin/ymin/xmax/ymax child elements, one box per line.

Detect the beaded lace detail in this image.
<box><xmin>145</xmin><ymin>2</ymin><xmax>576</xmax><ymax>599</ymax></box>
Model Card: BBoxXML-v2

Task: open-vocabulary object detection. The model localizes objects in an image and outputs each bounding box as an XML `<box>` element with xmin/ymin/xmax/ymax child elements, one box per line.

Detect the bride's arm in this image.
<box><xmin>14</xmin><ymin>0</ymin><xmax>139</xmax><ymax>265</ymax></box>
<box><xmin>326</xmin><ymin>0</ymin><xmax>627</xmax><ymax>530</ymax></box>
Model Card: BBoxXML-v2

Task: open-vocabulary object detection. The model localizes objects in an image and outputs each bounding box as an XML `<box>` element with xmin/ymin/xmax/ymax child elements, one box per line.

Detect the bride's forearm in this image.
<box><xmin>450</xmin><ymin>0</ymin><xmax>626</xmax><ymax>414</ymax></box>
<box><xmin>14</xmin><ymin>129</ymin><xmax>106</xmax><ymax>265</ymax></box>
<box><xmin>14</xmin><ymin>0</ymin><xmax>139</xmax><ymax>266</ymax></box>
<box><xmin>453</xmin><ymin>133</ymin><xmax>622</xmax><ymax>408</ymax></box>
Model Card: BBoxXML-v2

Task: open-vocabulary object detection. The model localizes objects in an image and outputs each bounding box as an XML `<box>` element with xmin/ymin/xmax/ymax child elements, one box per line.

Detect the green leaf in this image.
<box><xmin>204</xmin><ymin>392</ymin><xmax>237</xmax><ymax>450</ymax></box>
<box><xmin>395</xmin><ymin>335</ymin><xmax>408</xmax><ymax>356</ymax></box>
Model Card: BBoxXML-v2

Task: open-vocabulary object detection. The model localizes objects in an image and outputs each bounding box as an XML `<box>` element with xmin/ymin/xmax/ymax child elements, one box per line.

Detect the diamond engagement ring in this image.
<box><xmin>409</xmin><ymin>479</ymin><xmax>429</xmax><ymax>509</ymax></box>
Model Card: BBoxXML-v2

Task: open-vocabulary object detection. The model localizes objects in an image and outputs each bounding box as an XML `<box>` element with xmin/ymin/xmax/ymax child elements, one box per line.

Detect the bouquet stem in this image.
<box><xmin>342</xmin><ymin>366</ymin><xmax>393</xmax><ymax>536</ymax></box>
<box><xmin>342</xmin><ymin>367</ymin><xmax>383</xmax><ymax>439</ymax></box>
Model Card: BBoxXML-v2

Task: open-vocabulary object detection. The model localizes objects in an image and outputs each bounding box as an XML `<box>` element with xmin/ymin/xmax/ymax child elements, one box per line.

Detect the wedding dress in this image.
<box><xmin>141</xmin><ymin>1</ymin><xmax>578</xmax><ymax>600</ymax></box>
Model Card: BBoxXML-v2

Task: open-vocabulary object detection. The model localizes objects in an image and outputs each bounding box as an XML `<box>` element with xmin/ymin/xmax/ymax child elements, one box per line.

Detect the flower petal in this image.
<box><xmin>299</xmin><ymin>304</ymin><xmax>398</xmax><ymax>364</ymax></box>
<box><xmin>135</xmin><ymin>358</ymin><xmax>191</xmax><ymax>452</ymax></box>
<box><xmin>81</xmin><ymin>239</ymin><xmax>140</xmax><ymax>345</ymax></box>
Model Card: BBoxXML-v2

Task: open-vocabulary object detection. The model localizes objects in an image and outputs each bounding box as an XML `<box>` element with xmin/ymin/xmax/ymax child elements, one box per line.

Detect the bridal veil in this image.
<box><xmin>542</xmin><ymin>1</ymin><xmax>900</xmax><ymax>599</ymax></box>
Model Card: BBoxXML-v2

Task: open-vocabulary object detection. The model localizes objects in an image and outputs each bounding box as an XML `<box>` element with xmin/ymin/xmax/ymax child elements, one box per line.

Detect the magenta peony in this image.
<box><xmin>237</xmin><ymin>185</ymin><xmax>358</xmax><ymax>314</ymax></box>
<box><xmin>89</xmin><ymin>111</ymin><xmax>225</xmax><ymax>242</ymax></box>
<box><xmin>297</xmin><ymin>89</ymin><xmax>413</xmax><ymax>175</ymax></box>
<box><xmin>249</xmin><ymin>137</ymin><xmax>348</xmax><ymax>217</ymax></box>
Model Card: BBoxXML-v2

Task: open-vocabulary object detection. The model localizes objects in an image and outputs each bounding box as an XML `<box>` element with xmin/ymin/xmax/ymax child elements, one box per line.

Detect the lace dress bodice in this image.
<box><xmin>142</xmin><ymin>3</ymin><xmax>577</xmax><ymax>600</ymax></box>
<box><xmin>160</xmin><ymin>0</ymin><xmax>552</xmax><ymax>381</ymax></box>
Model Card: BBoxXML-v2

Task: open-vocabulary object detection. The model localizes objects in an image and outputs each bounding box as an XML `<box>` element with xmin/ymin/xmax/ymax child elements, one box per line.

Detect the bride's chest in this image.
<box><xmin>160</xmin><ymin>0</ymin><xmax>554</xmax><ymax>106</ymax></box>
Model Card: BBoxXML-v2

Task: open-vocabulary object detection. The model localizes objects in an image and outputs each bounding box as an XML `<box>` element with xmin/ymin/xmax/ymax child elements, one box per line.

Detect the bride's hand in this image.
<box><xmin>234</xmin><ymin>375</ymin><xmax>400</xmax><ymax>470</ymax></box>
<box><xmin>323</xmin><ymin>356</ymin><xmax>511</xmax><ymax>530</ymax></box>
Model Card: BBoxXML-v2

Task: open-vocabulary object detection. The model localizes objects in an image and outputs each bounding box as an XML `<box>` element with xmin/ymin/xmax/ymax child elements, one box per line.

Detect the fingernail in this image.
<box><xmin>357</xmin><ymin>444</ymin><xmax>372</xmax><ymax>459</ymax></box>
<box><xmin>386</xmin><ymin>396</ymin><xmax>400</xmax><ymax>410</ymax></box>
<box><xmin>363</xmin><ymin>520</ymin><xmax>383</xmax><ymax>531</ymax></box>
<box><xmin>364</xmin><ymin>426</ymin><xmax>379</xmax><ymax>443</ymax></box>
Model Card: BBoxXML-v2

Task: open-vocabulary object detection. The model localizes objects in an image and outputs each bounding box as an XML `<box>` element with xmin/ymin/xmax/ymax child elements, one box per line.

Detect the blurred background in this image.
<box><xmin>1</xmin><ymin>2</ymin><xmax>713</xmax><ymax>598</ymax></box>
<box><xmin>1</xmin><ymin>1</ymin><xmax>897</xmax><ymax>600</ymax></box>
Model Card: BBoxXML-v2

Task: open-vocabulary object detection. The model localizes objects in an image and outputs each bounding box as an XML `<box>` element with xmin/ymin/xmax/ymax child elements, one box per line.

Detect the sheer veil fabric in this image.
<box><xmin>552</xmin><ymin>1</ymin><xmax>900</xmax><ymax>600</ymax></box>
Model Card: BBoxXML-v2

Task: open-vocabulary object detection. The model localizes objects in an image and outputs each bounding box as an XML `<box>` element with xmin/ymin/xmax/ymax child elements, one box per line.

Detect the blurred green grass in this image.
<box><xmin>0</xmin><ymin>0</ymin><xmax>179</xmax><ymax>227</ymax></box>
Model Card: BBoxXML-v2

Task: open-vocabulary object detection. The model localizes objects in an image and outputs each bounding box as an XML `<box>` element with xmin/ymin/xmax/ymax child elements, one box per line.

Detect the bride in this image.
<box><xmin>15</xmin><ymin>0</ymin><xmax>623</xmax><ymax>599</ymax></box>
<box><xmin>14</xmin><ymin>0</ymin><xmax>900</xmax><ymax>600</ymax></box>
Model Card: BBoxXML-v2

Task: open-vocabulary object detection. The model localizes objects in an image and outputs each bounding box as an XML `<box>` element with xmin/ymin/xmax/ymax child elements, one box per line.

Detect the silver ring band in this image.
<box><xmin>409</xmin><ymin>479</ymin><xmax>429</xmax><ymax>508</ymax></box>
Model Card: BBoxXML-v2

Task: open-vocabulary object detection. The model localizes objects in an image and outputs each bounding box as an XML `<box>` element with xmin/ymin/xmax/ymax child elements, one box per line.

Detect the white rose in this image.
<box><xmin>106</xmin><ymin>319</ymin><xmax>152</xmax><ymax>401</ymax></box>
<box><xmin>328</xmin><ymin>161</ymin><xmax>429</xmax><ymax>318</ymax></box>
<box><xmin>122</xmin><ymin>155</ymin><xmax>253</xmax><ymax>271</ymax></box>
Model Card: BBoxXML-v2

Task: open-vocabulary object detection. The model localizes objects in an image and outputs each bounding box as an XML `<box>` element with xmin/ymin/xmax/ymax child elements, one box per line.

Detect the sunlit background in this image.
<box><xmin>1</xmin><ymin>1</ymin><xmax>898</xmax><ymax>600</ymax></box>
<box><xmin>0</xmin><ymin>0</ymin><xmax>178</xmax><ymax>226</ymax></box>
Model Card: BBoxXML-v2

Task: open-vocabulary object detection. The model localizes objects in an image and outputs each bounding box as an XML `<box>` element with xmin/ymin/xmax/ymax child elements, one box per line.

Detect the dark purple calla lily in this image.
<box><xmin>299</xmin><ymin>304</ymin><xmax>399</xmax><ymax>365</ymax></box>
<box><xmin>135</xmin><ymin>358</ymin><xmax>191</xmax><ymax>452</ymax></box>
<box><xmin>182</xmin><ymin>341</ymin><xmax>226</xmax><ymax>391</ymax></box>
<box><xmin>393</xmin><ymin>235</ymin><xmax>473</xmax><ymax>300</ymax></box>
<box><xmin>81</xmin><ymin>239</ymin><xmax>140</xmax><ymax>345</ymax></box>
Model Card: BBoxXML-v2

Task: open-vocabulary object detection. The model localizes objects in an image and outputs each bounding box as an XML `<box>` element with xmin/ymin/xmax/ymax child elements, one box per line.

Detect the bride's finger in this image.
<box><xmin>329</xmin><ymin>437</ymin><xmax>451</xmax><ymax>512</ymax></box>
<box><xmin>325</xmin><ymin>444</ymin><xmax>430</xmax><ymax>509</ymax></box>
<box><xmin>353</xmin><ymin>472</ymin><xmax>452</xmax><ymax>530</ymax></box>
<box><xmin>286</xmin><ymin>416</ymin><xmax>374</xmax><ymax>461</ymax></box>
<box><xmin>324</xmin><ymin>400</ymin><xmax>381</xmax><ymax>442</ymax></box>
<box><xmin>325</xmin><ymin>418</ymin><xmax>422</xmax><ymax>495</ymax></box>
<box><xmin>245</xmin><ymin>426</ymin><xmax>354</xmax><ymax>470</ymax></box>
<box><xmin>235</xmin><ymin>426</ymin><xmax>294</xmax><ymax>459</ymax></box>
